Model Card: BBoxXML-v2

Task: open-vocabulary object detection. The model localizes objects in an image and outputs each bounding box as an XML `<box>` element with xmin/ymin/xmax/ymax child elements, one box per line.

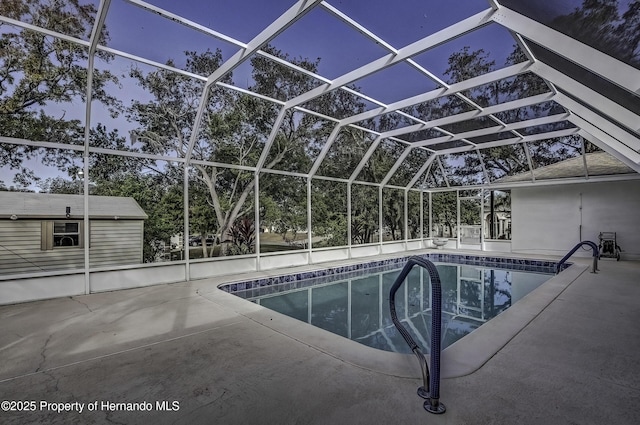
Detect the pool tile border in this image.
<box><xmin>220</xmin><ymin>254</ymin><xmax>569</xmax><ymax>298</ymax></box>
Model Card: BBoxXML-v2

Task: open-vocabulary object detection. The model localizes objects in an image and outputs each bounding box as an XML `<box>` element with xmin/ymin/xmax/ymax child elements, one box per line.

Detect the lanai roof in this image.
<box><xmin>0</xmin><ymin>0</ymin><xmax>638</xmax><ymax>190</ymax></box>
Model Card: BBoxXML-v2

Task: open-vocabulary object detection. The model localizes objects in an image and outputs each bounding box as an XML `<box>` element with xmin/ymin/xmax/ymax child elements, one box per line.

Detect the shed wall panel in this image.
<box><xmin>0</xmin><ymin>219</ymin><xmax>144</xmax><ymax>275</ymax></box>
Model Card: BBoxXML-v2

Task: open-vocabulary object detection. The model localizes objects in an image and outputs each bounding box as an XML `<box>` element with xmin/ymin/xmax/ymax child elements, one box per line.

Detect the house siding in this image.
<box><xmin>89</xmin><ymin>220</ymin><xmax>144</xmax><ymax>267</ymax></box>
<box><xmin>0</xmin><ymin>220</ymin><xmax>84</xmax><ymax>274</ymax></box>
<box><xmin>0</xmin><ymin>219</ymin><xmax>144</xmax><ymax>275</ymax></box>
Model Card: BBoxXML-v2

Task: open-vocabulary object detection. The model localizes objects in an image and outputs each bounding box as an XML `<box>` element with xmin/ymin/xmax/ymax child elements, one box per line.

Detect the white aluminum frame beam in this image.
<box><xmin>552</xmin><ymin>93</ymin><xmax>640</xmax><ymax>157</ymax></box>
<box><xmin>406</xmin><ymin>155</ymin><xmax>436</xmax><ymax>189</ymax></box>
<box><xmin>492</xmin><ymin>6</ymin><xmax>640</xmax><ymax>95</ymax></box>
<box><xmin>426</xmin><ymin>172</ymin><xmax>640</xmax><ymax>192</ymax></box>
<box><xmin>380</xmin><ymin>92</ymin><xmax>554</xmax><ymax>139</ymax></box>
<box><xmin>349</xmin><ymin>136</ymin><xmax>382</xmax><ymax>183</ymax></box>
<box><xmin>184</xmin><ymin>0</ymin><xmax>323</xmax><ymax>163</ymax></box>
<box><xmin>578</xmin><ymin>129</ymin><xmax>640</xmax><ymax>174</ymax></box>
<box><xmin>283</xmin><ymin>8</ymin><xmax>496</xmax><ymax>109</ymax></box>
<box><xmin>380</xmin><ymin>146</ymin><xmax>413</xmax><ymax>186</ymax></box>
<box><xmin>340</xmin><ymin>62</ymin><xmax>533</xmax><ymax>126</ymax></box>
<box><xmin>412</xmin><ymin>112</ymin><xmax>569</xmax><ymax>147</ymax></box>
<box><xmin>124</xmin><ymin>0</ymin><xmax>247</xmax><ymax>48</ymax></box>
<box><xmin>533</xmin><ymin>63</ymin><xmax>640</xmax><ymax>138</ymax></box>
<box><xmin>436</xmin><ymin>127</ymin><xmax>579</xmax><ymax>156</ymax></box>
<box><xmin>320</xmin><ymin>0</ymin><xmax>515</xmax><ymax>148</ymax></box>
<box><xmin>200</xmin><ymin>0</ymin><xmax>322</xmax><ymax>92</ymax></box>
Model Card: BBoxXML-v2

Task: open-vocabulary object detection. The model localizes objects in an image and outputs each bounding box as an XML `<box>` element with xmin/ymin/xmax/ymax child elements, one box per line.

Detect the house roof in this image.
<box><xmin>496</xmin><ymin>151</ymin><xmax>637</xmax><ymax>183</ymax></box>
<box><xmin>0</xmin><ymin>192</ymin><xmax>148</xmax><ymax>220</ymax></box>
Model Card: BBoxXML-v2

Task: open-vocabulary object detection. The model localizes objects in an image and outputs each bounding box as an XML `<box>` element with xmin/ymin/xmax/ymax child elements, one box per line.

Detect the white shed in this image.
<box><xmin>0</xmin><ymin>192</ymin><xmax>148</xmax><ymax>275</ymax></box>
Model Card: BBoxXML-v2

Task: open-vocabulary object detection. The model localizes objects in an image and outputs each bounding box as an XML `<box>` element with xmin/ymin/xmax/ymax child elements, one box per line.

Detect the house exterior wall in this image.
<box><xmin>511</xmin><ymin>180</ymin><xmax>640</xmax><ymax>260</ymax></box>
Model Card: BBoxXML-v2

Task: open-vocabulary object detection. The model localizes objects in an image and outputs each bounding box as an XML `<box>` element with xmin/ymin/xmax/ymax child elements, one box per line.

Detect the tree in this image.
<box><xmin>552</xmin><ymin>0</ymin><xmax>639</xmax><ymax>67</ymax></box>
<box><xmin>351</xmin><ymin>184</ymin><xmax>378</xmax><ymax>244</ymax></box>
<box><xmin>431</xmin><ymin>191</ymin><xmax>457</xmax><ymax>237</ymax></box>
<box><xmin>382</xmin><ymin>188</ymin><xmax>404</xmax><ymax>241</ymax></box>
<box><xmin>311</xmin><ymin>179</ymin><xmax>347</xmax><ymax>247</ymax></box>
<box><xmin>129</xmin><ymin>45</ymin><xmax>366</xmax><ymax>256</ymax></box>
<box><xmin>0</xmin><ymin>0</ymin><xmax>118</xmax><ymax>188</ymax></box>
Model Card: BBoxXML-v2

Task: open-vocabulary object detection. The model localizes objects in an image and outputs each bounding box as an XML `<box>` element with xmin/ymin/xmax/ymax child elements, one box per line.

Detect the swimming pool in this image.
<box><xmin>221</xmin><ymin>254</ymin><xmax>562</xmax><ymax>354</ymax></box>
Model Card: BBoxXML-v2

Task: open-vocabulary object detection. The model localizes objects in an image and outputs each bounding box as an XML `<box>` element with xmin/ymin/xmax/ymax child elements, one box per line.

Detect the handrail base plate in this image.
<box><xmin>417</xmin><ymin>387</ymin><xmax>430</xmax><ymax>399</ymax></box>
<box><xmin>424</xmin><ymin>400</ymin><xmax>446</xmax><ymax>414</ymax></box>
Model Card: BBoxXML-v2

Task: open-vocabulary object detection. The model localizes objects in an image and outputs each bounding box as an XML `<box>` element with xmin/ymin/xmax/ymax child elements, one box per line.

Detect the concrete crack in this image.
<box><xmin>71</xmin><ymin>296</ymin><xmax>93</xmax><ymax>313</ymax></box>
<box><xmin>170</xmin><ymin>390</ymin><xmax>227</xmax><ymax>425</ymax></box>
<box><xmin>42</xmin><ymin>370</ymin><xmax>60</xmax><ymax>393</ymax></box>
<box><xmin>35</xmin><ymin>334</ymin><xmax>53</xmax><ymax>373</ymax></box>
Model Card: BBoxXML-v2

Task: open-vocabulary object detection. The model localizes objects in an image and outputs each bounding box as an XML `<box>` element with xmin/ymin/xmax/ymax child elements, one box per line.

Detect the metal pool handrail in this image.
<box><xmin>389</xmin><ymin>256</ymin><xmax>445</xmax><ymax>415</ymax></box>
<box><xmin>556</xmin><ymin>241</ymin><xmax>599</xmax><ymax>274</ymax></box>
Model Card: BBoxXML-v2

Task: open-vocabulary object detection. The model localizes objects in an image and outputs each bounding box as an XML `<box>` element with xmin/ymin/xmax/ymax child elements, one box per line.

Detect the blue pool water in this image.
<box><xmin>222</xmin><ymin>255</ymin><xmax>559</xmax><ymax>354</ymax></box>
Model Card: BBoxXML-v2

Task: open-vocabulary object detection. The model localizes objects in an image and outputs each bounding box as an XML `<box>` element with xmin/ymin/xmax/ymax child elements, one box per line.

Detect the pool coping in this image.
<box><xmin>201</xmin><ymin>250</ymin><xmax>590</xmax><ymax>380</ymax></box>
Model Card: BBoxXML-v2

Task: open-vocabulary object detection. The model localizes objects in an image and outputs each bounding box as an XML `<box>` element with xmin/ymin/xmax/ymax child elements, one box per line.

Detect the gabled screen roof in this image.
<box><xmin>1</xmin><ymin>0</ymin><xmax>638</xmax><ymax>191</ymax></box>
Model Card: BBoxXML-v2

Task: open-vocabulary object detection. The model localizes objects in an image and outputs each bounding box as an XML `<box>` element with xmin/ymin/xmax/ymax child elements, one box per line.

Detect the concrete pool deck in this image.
<box><xmin>1</xmin><ymin>251</ymin><xmax>639</xmax><ymax>424</ymax></box>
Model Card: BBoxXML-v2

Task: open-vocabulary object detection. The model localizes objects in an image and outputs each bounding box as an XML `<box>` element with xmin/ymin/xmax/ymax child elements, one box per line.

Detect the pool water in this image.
<box><xmin>240</xmin><ymin>263</ymin><xmax>553</xmax><ymax>354</ymax></box>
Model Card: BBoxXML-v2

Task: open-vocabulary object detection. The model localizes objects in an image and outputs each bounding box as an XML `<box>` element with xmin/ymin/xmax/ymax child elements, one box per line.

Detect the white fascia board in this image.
<box><xmin>578</xmin><ymin>130</ymin><xmax>640</xmax><ymax>174</ymax></box>
<box><xmin>283</xmin><ymin>8</ymin><xmax>496</xmax><ymax>109</ymax></box>
<box><xmin>493</xmin><ymin>6</ymin><xmax>640</xmax><ymax>95</ymax></box>
<box><xmin>532</xmin><ymin>62</ymin><xmax>640</xmax><ymax>133</ymax></box>
<box><xmin>553</xmin><ymin>92</ymin><xmax>640</xmax><ymax>155</ymax></box>
<box><xmin>341</xmin><ymin>62</ymin><xmax>532</xmax><ymax>126</ymax></box>
<box><xmin>381</xmin><ymin>92</ymin><xmax>554</xmax><ymax>139</ymax></box>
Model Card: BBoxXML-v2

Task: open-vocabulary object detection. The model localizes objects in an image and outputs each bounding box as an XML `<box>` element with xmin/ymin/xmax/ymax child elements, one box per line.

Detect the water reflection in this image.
<box><xmin>252</xmin><ymin>264</ymin><xmax>552</xmax><ymax>354</ymax></box>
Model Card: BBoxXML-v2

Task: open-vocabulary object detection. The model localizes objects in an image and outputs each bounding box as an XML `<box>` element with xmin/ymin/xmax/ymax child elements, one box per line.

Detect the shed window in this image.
<box><xmin>41</xmin><ymin>221</ymin><xmax>84</xmax><ymax>250</ymax></box>
<box><xmin>54</xmin><ymin>222</ymin><xmax>80</xmax><ymax>247</ymax></box>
